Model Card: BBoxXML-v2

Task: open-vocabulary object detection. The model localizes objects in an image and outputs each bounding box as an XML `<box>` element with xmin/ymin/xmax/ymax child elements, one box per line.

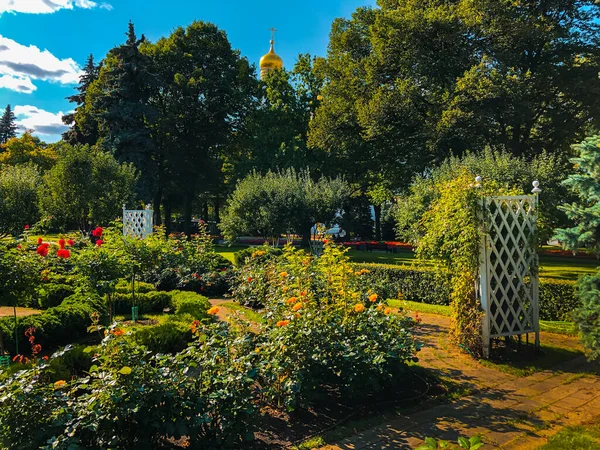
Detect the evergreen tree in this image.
<box><xmin>0</xmin><ymin>105</ymin><xmax>18</xmax><ymax>145</ymax></box>
<box><xmin>554</xmin><ymin>135</ymin><xmax>600</xmax><ymax>359</ymax></box>
<box><xmin>62</xmin><ymin>54</ymin><xmax>100</xmax><ymax>145</ymax></box>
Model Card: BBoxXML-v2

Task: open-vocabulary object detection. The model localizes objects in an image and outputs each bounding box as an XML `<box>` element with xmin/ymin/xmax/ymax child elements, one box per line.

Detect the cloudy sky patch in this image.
<box><xmin>0</xmin><ymin>0</ymin><xmax>111</xmax><ymax>14</ymax></box>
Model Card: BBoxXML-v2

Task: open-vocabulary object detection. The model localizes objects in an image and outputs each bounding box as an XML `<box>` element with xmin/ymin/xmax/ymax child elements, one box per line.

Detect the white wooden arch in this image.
<box><xmin>123</xmin><ymin>204</ymin><xmax>153</xmax><ymax>239</ymax></box>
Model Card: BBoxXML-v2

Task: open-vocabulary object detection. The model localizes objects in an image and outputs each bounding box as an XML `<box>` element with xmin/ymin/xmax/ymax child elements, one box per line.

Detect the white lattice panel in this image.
<box><xmin>123</xmin><ymin>207</ymin><xmax>153</xmax><ymax>238</ymax></box>
<box><xmin>479</xmin><ymin>195</ymin><xmax>539</xmax><ymax>356</ymax></box>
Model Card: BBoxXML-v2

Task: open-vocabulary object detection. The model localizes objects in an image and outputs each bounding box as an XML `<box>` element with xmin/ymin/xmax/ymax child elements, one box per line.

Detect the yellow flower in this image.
<box><xmin>361</xmin><ymin>269</ymin><xmax>370</xmax><ymax>274</ymax></box>
<box><xmin>279</xmin><ymin>271</ymin><xmax>288</xmax><ymax>278</ymax></box>
<box><xmin>369</xmin><ymin>293</ymin><xmax>378</xmax><ymax>303</ymax></box>
<box><xmin>292</xmin><ymin>302</ymin><xmax>303</xmax><ymax>312</ymax></box>
<box><xmin>207</xmin><ymin>306</ymin><xmax>220</xmax><ymax>315</ymax></box>
<box><xmin>384</xmin><ymin>307</ymin><xmax>392</xmax><ymax>315</ymax></box>
<box><xmin>286</xmin><ymin>296</ymin><xmax>298</xmax><ymax>305</ymax></box>
<box><xmin>354</xmin><ymin>303</ymin><xmax>365</xmax><ymax>313</ymax></box>
<box><xmin>276</xmin><ymin>320</ymin><xmax>290</xmax><ymax>327</ymax></box>
<box><xmin>282</xmin><ymin>286</ymin><xmax>290</xmax><ymax>293</ymax></box>
<box><xmin>355</xmin><ymin>271</ymin><xmax>362</xmax><ymax>276</ymax></box>
<box><xmin>54</xmin><ymin>380</ymin><xmax>66</xmax><ymax>389</ymax></box>
<box><xmin>376</xmin><ymin>304</ymin><xmax>384</xmax><ymax>312</ymax></box>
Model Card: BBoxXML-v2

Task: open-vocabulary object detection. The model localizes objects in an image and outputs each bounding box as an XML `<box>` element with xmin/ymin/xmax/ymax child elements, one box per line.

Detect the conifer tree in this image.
<box><xmin>554</xmin><ymin>135</ymin><xmax>600</xmax><ymax>359</ymax></box>
<box><xmin>62</xmin><ymin>54</ymin><xmax>100</xmax><ymax>145</ymax></box>
<box><xmin>0</xmin><ymin>105</ymin><xmax>18</xmax><ymax>145</ymax></box>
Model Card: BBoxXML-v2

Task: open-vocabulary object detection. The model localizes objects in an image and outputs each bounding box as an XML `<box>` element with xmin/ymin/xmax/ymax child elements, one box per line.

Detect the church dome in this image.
<box><xmin>260</xmin><ymin>38</ymin><xmax>283</xmax><ymax>78</ymax></box>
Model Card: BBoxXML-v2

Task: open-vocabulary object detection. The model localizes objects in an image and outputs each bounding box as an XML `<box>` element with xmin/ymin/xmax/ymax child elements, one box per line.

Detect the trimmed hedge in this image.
<box><xmin>171</xmin><ymin>291</ymin><xmax>211</xmax><ymax>319</ymax></box>
<box><xmin>37</xmin><ymin>283</ymin><xmax>76</xmax><ymax>309</ymax></box>
<box><xmin>0</xmin><ymin>292</ymin><xmax>105</xmax><ymax>355</ymax></box>
<box><xmin>115</xmin><ymin>280</ymin><xmax>156</xmax><ymax>294</ymax></box>
<box><xmin>133</xmin><ymin>315</ymin><xmax>194</xmax><ymax>354</ymax></box>
<box><xmin>112</xmin><ymin>291</ymin><xmax>173</xmax><ymax>314</ymax></box>
<box><xmin>355</xmin><ymin>263</ymin><xmax>579</xmax><ymax>322</ymax></box>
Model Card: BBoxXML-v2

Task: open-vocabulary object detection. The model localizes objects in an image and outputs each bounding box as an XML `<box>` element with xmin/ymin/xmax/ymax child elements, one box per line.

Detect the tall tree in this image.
<box><xmin>82</xmin><ymin>22</ymin><xmax>158</xmax><ymax>203</ymax></box>
<box><xmin>62</xmin><ymin>54</ymin><xmax>101</xmax><ymax>145</ymax></box>
<box><xmin>145</xmin><ymin>21</ymin><xmax>256</xmax><ymax>235</ymax></box>
<box><xmin>0</xmin><ymin>105</ymin><xmax>18</xmax><ymax>145</ymax></box>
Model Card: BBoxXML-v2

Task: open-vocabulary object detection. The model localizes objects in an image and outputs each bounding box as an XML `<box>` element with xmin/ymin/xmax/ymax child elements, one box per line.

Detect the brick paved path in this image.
<box><xmin>319</xmin><ymin>313</ymin><xmax>600</xmax><ymax>450</ymax></box>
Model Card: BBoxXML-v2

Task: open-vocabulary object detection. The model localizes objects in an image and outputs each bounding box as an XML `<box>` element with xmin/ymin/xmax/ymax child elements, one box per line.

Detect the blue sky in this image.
<box><xmin>0</xmin><ymin>0</ymin><xmax>376</xmax><ymax>143</ymax></box>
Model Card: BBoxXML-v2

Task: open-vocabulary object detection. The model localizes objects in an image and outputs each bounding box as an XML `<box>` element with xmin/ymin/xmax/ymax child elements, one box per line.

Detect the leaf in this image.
<box><xmin>458</xmin><ymin>436</ymin><xmax>469</xmax><ymax>448</ymax></box>
<box><xmin>118</xmin><ymin>366</ymin><xmax>132</xmax><ymax>375</ymax></box>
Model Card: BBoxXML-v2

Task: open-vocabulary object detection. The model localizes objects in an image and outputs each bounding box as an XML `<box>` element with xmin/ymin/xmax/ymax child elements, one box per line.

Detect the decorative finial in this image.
<box><xmin>268</xmin><ymin>27</ymin><xmax>277</xmax><ymax>46</ymax></box>
<box><xmin>532</xmin><ymin>180</ymin><xmax>541</xmax><ymax>194</ymax></box>
<box><xmin>475</xmin><ymin>176</ymin><xmax>482</xmax><ymax>188</ymax></box>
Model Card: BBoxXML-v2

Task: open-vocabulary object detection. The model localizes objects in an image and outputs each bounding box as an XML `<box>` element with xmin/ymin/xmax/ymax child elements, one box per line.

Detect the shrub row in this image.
<box><xmin>0</xmin><ymin>292</ymin><xmax>105</xmax><ymax>354</ymax></box>
<box><xmin>233</xmin><ymin>246</ymin><xmax>282</xmax><ymax>266</ymax></box>
<box><xmin>355</xmin><ymin>263</ymin><xmax>579</xmax><ymax>321</ymax></box>
<box><xmin>112</xmin><ymin>291</ymin><xmax>173</xmax><ymax>314</ymax></box>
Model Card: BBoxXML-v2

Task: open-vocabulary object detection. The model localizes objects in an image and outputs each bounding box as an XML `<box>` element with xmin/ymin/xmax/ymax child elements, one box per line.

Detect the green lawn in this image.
<box><xmin>215</xmin><ymin>244</ymin><xmax>250</xmax><ymax>264</ymax></box>
<box><xmin>538</xmin><ymin>417</ymin><xmax>600</xmax><ymax>449</ymax></box>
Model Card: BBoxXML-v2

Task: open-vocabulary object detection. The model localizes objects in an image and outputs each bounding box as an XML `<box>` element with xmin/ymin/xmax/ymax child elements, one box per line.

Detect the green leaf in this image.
<box><xmin>118</xmin><ymin>366</ymin><xmax>132</xmax><ymax>375</ymax></box>
<box><xmin>458</xmin><ymin>436</ymin><xmax>469</xmax><ymax>448</ymax></box>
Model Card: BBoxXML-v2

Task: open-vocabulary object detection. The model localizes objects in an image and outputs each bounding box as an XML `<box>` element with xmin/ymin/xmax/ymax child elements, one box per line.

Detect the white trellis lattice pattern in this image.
<box><xmin>479</xmin><ymin>195</ymin><xmax>539</xmax><ymax>357</ymax></box>
<box><xmin>123</xmin><ymin>206</ymin><xmax>153</xmax><ymax>238</ymax></box>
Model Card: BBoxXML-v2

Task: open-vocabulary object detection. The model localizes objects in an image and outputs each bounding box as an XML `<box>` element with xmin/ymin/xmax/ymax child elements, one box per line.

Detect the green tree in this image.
<box><xmin>39</xmin><ymin>144</ymin><xmax>137</xmax><ymax>232</ymax></box>
<box><xmin>220</xmin><ymin>169</ymin><xmax>350</xmax><ymax>245</ymax></box>
<box><xmin>554</xmin><ymin>135</ymin><xmax>600</xmax><ymax>359</ymax></box>
<box><xmin>0</xmin><ymin>105</ymin><xmax>18</xmax><ymax>145</ymax></box>
<box><xmin>0</xmin><ymin>164</ymin><xmax>42</xmax><ymax>237</ymax></box>
<box><xmin>144</xmin><ymin>21</ymin><xmax>256</xmax><ymax>235</ymax></box>
<box><xmin>0</xmin><ymin>132</ymin><xmax>56</xmax><ymax>170</ymax></box>
<box><xmin>62</xmin><ymin>54</ymin><xmax>101</xmax><ymax>145</ymax></box>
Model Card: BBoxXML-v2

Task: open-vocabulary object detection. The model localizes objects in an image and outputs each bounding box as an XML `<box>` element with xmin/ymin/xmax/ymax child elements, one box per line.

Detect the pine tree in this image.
<box><xmin>0</xmin><ymin>105</ymin><xmax>18</xmax><ymax>145</ymax></box>
<box><xmin>554</xmin><ymin>135</ymin><xmax>600</xmax><ymax>359</ymax></box>
<box><xmin>62</xmin><ymin>54</ymin><xmax>100</xmax><ymax>144</ymax></box>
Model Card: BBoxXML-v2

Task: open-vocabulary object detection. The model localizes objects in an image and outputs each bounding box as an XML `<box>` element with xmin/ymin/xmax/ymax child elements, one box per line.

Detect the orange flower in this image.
<box><xmin>190</xmin><ymin>320</ymin><xmax>201</xmax><ymax>333</ymax></box>
<box><xmin>384</xmin><ymin>307</ymin><xmax>392</xmax><ymax>315</ymax></box>
<box><xmin>369</xmin><ymin>293</ymin><xmax>378</xmax><ymax>303</ymax></box>
<box><xmin>207</xmin><ymin>306</ymin><xmax>220</xmax><ymax>315</ymax></box>
<box><xmin>111</xmin><ymin>328</ymin><xmax>125</xmax><ymax>337</ymax></box>
<box><xmin>295</xmin><ymin>313</ymin><xmax>301</xmax><ymax>319</ymax></box>
<box><xmin>300</xmin><ymin>290</ymin><xmax>307</xmax><ymax>297</ymax></box>
<box><xmin>276</xmin><ymin>320</ymin><xmax>290</xmax><ymax>327</ymax></box>
<box><xmin>292</xmin><ymin>302</ymin><xmax>302</xmax><ymax>312</ymax></box>
<box><xmin>54</xmin><ymin>380</ymin><xmax>66</xmax><ymax>389</ymax></box>
<box><xmin>282</xmin><ymin>286</ymin><xmax>290</xmax><ymax>293</ymax></box>
<box><xmin>279</xmin><ymin>271</ymin><xmax>288</xmax><ymax>278</ymax></box>
<box><xmin>286</xmin><ymin>296</ymin><xmax>297</xmax><ymax>305</ymax></box>
<box><xmin>354</xmin><ymin>303</ymin><xmax>365</xmax><ymax>313</ymax></box>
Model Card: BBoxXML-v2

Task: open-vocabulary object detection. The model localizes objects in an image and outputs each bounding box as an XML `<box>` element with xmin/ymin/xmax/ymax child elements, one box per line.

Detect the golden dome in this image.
<box><xmin>260</xmin><ymin>39</ymin><xmax>283</xmax><ymax>79</ymax></box>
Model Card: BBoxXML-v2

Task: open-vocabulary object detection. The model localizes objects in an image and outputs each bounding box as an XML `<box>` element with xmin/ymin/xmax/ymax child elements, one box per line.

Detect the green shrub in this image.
<box><xmin>171</xmin><ymin>291</ymin><xmax>211</xmax><ymax>319</ymax></box>
<box><xmin>113</xmin><ymin>291</ymin><xmax>173</xmax><ymax>314</ymax></box>
<box><xmin>133</xmin><ymin>316</ymin><xmax>193</xmax><ymax>354</ymax></box>
<box><xmin>0</xmin><ymin>292</ymin><xmax>105</xmax><ymax>355</ymax></box>
<box><xmin>233</xmin><ymin>246</ymin><xmax>282</xmax><ymax>266</ymax></box>
<box><xmin>354</xmin><ymin>263</ymin><xmax>452</xmax><ymax>305</ymax></box>
<box><xmin>45</xmin><ymin>344</ymin><xmax>94</xmax><ymax>382</ymax></box>
<box><xmin>115</xmin><ymin>279</ymin><xmax>156</xmax><ymax>294</ymax></box>
<box><xmin>539</xmin><ymin>279</ymin><xmax>578</xmax><ymax>321</ymax></box>
<box><xmin>37</xmin><ymin>283</ymin><xmax>76</xmax><ymax>309</ymax></box>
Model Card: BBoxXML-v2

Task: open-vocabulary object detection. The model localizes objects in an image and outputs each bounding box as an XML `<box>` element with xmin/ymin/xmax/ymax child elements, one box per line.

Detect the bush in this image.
<box><xmin>171</xmin><ymin>291</ymin><xmax>211</xmax><ymax>319</ymax></box>
<box><xmin>115</xmin><ymin>279</ymin><xmax>156</xmax><ymax>294</ymax></box>
<box><xmin>354</xmin><ymin>263</ymin><xmax>452</xmax><ymax>305</ymax></box>
<box><xmin>539</xmin><ymin>279</ymin><xmax>579</xmax><ymax>321</ymax></box>
<box><xmin>113</xmin><ymin>291</ymin><xmax>173</xmax><ymax>315</ymax></box>
<box><xmin>0</xmin><ymin>292</ymin><xmax>105</xmax><ymax>354</ymax></box>
<box><xmin>234</xmin><ymin>246</ymin><xmax>282</xmax><ymax>266</ymax></box>
<box><xmin>133</xmin><ymin>316</ymin><xmax>193</xmax><ymax>354</ymax></box>
<box><xmin>37</xmin><ymin>283</ymin><xmax>76</xmax><ymax>309</ymax></box>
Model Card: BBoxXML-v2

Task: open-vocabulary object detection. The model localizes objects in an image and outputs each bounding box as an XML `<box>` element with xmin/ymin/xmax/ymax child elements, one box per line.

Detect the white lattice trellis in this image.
<box><xmin>479</xmin><ymin>192</ymin><xmax>540</xmax><ymax>358</ymax></box>
<box><xmin>123</xmin><ymin>205</ymin><xmax>153</xmax><ymax>238</ymax></box>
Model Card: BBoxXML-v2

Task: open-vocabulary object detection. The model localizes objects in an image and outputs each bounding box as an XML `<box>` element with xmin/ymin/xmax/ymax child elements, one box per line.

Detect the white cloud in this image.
<box><xmin>0</xmin><ymin>35</ymin><xmax>82</xmax><ymax>93</ymax></box>
<box><xmin>14</xmin><ymin>105</ymin><xmax>69</xmax><ymax>137</ymax></box>
<box><xmin>0</xmin><ymin>74</ymin><xmax>36</xmax><ymax>93</ymax></box>
<box><xmin>0</xmin><ymin>0</ymin><xmax>112</xmax><ymax>14</ymax></box>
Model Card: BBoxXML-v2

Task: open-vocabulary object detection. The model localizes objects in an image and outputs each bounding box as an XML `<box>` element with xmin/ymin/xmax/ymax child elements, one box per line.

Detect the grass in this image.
<box><xmin>478</xmin><ymin>345</ymin><xmax>583</xmax><ymax>377</ymax></box>
<box><xmin>214</xmin><ymin>244</ymin><xmax>250</xmax><ymax>264</ymax></box>
<box><xmin>538</xmin><ymin>416</ymin><xmax>600</xmax><ymax>449</ymax></box>
<box><xmin>219</xmin><ymin>302</ymin><xmax>266</xmax><ymax>324</ymax></box>
<box><xmin>388</xmin><ymin>299</ymin><xmax>451</xmax><ymax>316</ymax></box>
<box><xmin>540</xmin><ymin>320</ymin><xmax>578</xmax><ymax>336</ymax></box>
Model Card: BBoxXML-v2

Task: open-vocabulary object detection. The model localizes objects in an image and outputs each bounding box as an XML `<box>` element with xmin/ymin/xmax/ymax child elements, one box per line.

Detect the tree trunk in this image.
<box><xmin>183</xmin><ymin>194</ymin><xmax>193</xmax><ymax>237</ymax></box>
<box><xmin>202</xmin><ymin>201</ymin><xmax>209</xmax><ymax>222</ymax></box>
<box><xmin>214</xmin><ymin>197</ymin><xmax>221</xmax><ymax>224</ymax></box>
<box><xmin>374</xmin><ymin>204</ymin><xmax>382</xmax><ymax>242</ymax></box>
<box><xmin>153</xmin><ymin>189</ymin><xmax>162</xmax><ymax>227</ymax></box>
<box><xmin>164</xmin><ymin>201</ymin><xmax>172</xmax><ymax>236</ymax></box>
<box><xmin>301</xmin><ymin>223</ymin><xmax>312</xmax><ymax>248</ymax></box>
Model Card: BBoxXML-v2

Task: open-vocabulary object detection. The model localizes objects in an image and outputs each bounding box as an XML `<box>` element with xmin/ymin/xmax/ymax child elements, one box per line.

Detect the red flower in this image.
<box><xmin>37</xmin><ymin>238</ymin><xmax>43</xmax><ymax>245</ymax></box>
<box><xmin>36</xmin><ymin>245</ymin><xmax>48</xmax><ymax>257</ymax></box>
<box><xmin>92</xmin><ymin>227</ymin><xmax>103</xmax><ymax>237</ymax></box>
<box><xmin>42</xmin><ymin>356</ymin><xmax>49</xmax><ymax>361</ymax></box>
<box><xmin>17</xmin><ymin>244</ymin><xmax>21</xmax><ymax>249</ymax></box>
<box><xmin>24</xmin><ymin>224</ymin><xmax>29</xmax><ymax>230</ymax></box>
<box><xmin>96</xmin><ymin>239</ymin><xmax>103</xmax><ymax>247</ymax></box>
<box><xmin>58</xmin><ymin>239</ymin><xmax>66</xmax><ymax>249</ymax></box>
<box><xmin>57</xmin><ymin>249</ymin><xmax>70</xmax><ymax>259</ymax></box>
<box><xmin>247</xmin><ymin>277</ymin><xmax>253</xmax><ymax>282</ymax></box>
<box><xmin>67</xmin><ymin>239</ymin><xmax>75</xmax><ymax>247</ymax></box>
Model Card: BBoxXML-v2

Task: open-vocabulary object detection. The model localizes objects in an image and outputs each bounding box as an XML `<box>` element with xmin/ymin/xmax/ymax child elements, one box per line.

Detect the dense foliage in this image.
<box><xmin>554</xmin><ymin>135</ymin><xmax>600</xmax><ymax>359</ymax></box>
<box><xmin>0</xmin><ymin>164</ymin><xmax>42</xmax><ymax>237</ymax></box>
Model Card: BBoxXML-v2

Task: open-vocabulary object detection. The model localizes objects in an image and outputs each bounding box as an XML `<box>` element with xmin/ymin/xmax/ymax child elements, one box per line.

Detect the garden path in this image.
<box><xmin>318</xmin><ymin>312</ymin><xmax>600</xmax><ymax>450</ymax></box>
